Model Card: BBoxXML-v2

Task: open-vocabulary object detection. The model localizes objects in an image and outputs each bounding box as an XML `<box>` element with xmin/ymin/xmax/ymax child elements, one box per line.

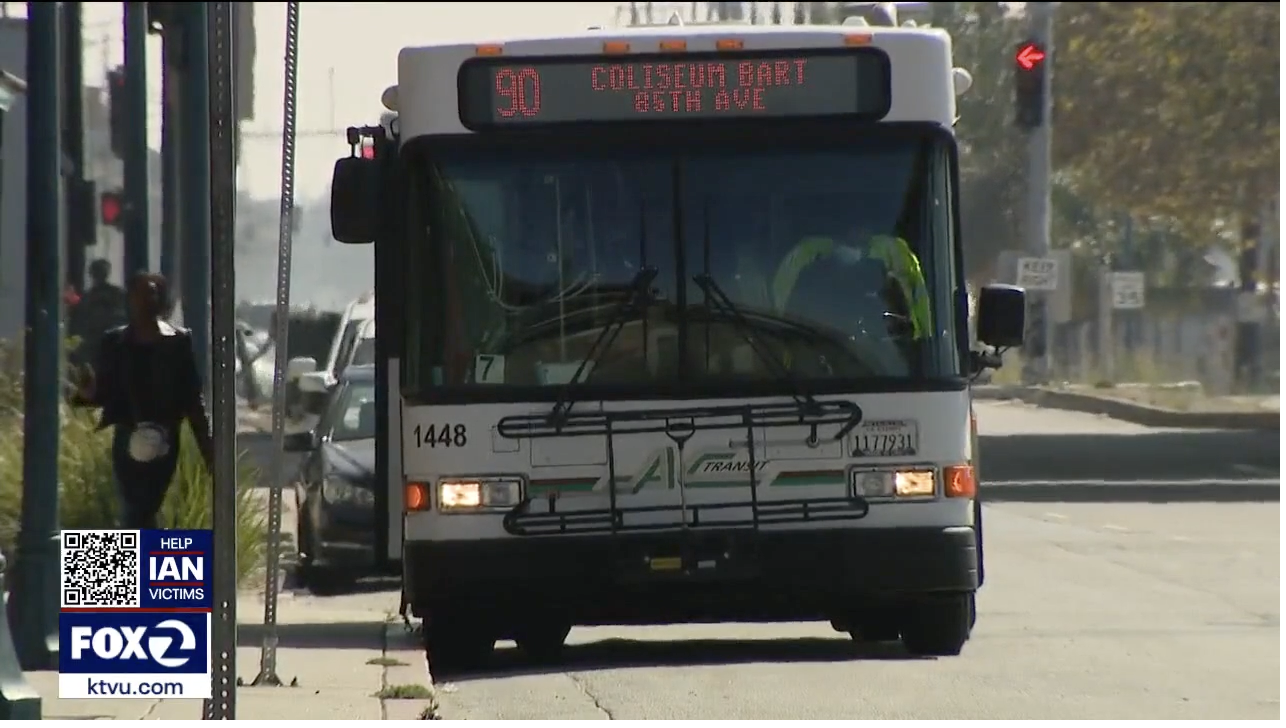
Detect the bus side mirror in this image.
<box><xmin>330</xmin><ymin>156</ymin><xmax>379</xmax><ymax>245</ymax></box>
<box><xmin>976</xmin><ymin>284</ymin><xmax>1026</xmax><ymax>348</ymax></box>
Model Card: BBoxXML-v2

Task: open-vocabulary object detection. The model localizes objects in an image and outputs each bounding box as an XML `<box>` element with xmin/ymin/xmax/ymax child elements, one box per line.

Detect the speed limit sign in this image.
<box><xmin>1110</xmin><ymin>271</ymin><xmax>1146</xmax><ymax>310</ymax></box>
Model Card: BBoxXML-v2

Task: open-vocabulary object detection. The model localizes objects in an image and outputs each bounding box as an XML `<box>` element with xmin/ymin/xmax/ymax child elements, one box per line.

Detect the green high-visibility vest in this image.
<box><xmin>772</xmin><ymin>235</ymin><xmax>932</xmax><ymax>339</ymax></box>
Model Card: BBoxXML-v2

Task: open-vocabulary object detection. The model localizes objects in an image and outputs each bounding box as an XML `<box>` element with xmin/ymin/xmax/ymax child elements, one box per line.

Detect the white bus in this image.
<box><xmin>329</xmin><ymin>11</ymin><xmax>1027</xmax><ymax>671</ymax></box>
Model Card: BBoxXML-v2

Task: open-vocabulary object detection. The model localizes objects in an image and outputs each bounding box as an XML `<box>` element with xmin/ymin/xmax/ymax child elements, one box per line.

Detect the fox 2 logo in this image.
<box><xmin>59</xmin><ymin>613</ymin><xmax>209</xmax><ymax>674</ymax></box>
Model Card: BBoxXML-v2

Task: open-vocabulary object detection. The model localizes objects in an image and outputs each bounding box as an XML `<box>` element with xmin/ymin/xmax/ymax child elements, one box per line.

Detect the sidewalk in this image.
<box><xmin>26</xmin><ymin>588</ymin><xmax>437</xmax><ymax>720</ymax></box>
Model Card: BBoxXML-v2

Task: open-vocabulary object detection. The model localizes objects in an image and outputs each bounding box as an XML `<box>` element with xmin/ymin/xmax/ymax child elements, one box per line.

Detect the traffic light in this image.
<box><xmin>100</xmin><ymin>189</ymin><xmax>127</xmax><ymax>230</ymax></box>
<box><xmin>1013</xmin><ymin>39</ymin><xmax>1048</xmax><ymax>129</ymax></box>
<box><xmin>107</xmin><ymin>65</ymin><xmax>127</xmax><ymax>158</ymax></box>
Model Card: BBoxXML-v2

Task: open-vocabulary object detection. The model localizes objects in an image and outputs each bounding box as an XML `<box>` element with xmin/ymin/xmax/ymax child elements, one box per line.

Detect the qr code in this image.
<box><xmin>60</xmin><ymin>530</ymin><xmax>141</xmax><ymax>609</ymax></box>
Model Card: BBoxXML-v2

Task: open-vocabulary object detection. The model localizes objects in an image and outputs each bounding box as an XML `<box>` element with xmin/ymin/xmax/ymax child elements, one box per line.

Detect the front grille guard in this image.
<box><xmin>496</xmin><ymin>400</ymin><xmax>870</xmax><ymax>537</ymax></box>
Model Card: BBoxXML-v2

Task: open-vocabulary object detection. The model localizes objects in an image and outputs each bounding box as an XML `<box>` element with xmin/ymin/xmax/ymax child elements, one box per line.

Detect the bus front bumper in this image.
<box><xmin>403</xmin><ymin>526</ymin><xmax>978</xmax><ymax>624</ymax></box>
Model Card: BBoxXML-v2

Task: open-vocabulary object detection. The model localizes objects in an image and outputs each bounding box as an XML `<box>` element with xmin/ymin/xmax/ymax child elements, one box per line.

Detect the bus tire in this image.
<box><xmin>423</xmin><ymin>614</ymin><xmax>495</xmax><ymax>677</ymax></box>
<box><xmin>900</xmin><ymin>594</ymin><xmax>972</xmax><ymax>657</ymax></box>
<box><xmin>513</xmin><ymin>621</ymin><xmax>572</xmax><ymax>663</ymax></box>
<box><xmin>839</xmin><ymin>607</ymin><xmax>900</xmax><ymax>643</ymax></box>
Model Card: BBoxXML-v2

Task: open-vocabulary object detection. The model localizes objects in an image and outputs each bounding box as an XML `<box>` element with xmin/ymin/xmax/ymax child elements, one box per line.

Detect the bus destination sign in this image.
<box><xmin>458</xmin><ymin>49</ymin><xmax>890</xmax><ymax>128</ymax></box>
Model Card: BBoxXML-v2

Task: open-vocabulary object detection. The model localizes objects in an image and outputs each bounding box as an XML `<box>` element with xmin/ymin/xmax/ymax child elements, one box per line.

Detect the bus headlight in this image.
<box><xmin>438</xmin><ymin>479</ymin><xmax>523</xmax><ymax>511</ymax></box>
<box><xmin>850</xmin><ymin>469</ymin><xmax>937</xmax><ymax>499</ymax></box>
<box><xmin>893</xmin><ymin>470</ymin><xmax>936</xmax><ymax>498</ymax></box>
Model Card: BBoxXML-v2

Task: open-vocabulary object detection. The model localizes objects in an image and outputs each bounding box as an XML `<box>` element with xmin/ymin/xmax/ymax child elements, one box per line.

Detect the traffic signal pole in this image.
<box><xmin>1022</xmin><ymin>1</ymin><xmax>1054</xmax><ymax>384</ymax></box>
<box><xmin>123</xmin><ymin>2</ymin><xmax>150</xmax><ymax>276</ymax></box>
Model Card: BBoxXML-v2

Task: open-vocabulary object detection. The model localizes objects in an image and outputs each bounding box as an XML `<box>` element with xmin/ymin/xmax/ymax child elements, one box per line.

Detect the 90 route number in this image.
<box><xmin>412</xmin><ymin>423</ymin><xmax>468</xmax><ymax>448</ymax></box>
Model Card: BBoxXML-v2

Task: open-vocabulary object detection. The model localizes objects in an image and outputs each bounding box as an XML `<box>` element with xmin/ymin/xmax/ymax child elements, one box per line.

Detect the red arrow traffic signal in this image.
<box><xmin>1015</xmin><ymin>42</ymin><xmax>1046</xmax><ymax>71</ymax></box>
<box><xmin>100</xmin><ymin>190</ymin><xmax>126</xmax><ymax>228</ymax></box>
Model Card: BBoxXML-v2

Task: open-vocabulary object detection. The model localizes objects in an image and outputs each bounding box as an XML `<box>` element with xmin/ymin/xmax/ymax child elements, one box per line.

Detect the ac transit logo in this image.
<box><xmin>71</xmin><ymin>619</ymin><xmax>197</xmax><ymax>668</ymax></box>
<box><xmin>59</xmin><ymin>612</ymin><xmax>209</xmax><ymax>675</ymax></box>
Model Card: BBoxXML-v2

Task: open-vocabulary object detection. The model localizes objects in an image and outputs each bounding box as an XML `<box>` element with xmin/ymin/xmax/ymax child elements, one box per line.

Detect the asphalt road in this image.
<box><xmin>975</xmin><ymin>400</ymin><xmax>1279</xmax><ymax>502</ymax></box>
<box><xmin>235</xmin><ymin>401</ymin><xmax>1279</xmax><ymax>719</ymax></box>
<box><xmin>433</xmin><ymin>502</ymin><xmax>1279</xmax><ymax>720</ymax></box>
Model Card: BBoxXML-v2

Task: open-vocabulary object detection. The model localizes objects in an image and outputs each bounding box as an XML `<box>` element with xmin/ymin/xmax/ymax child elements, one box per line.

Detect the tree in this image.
<box><xmin>1054</xmin><ymin>3</ymin><xmax>1280</xmax><ymax>236</ymax></box>
<box><xmin>930</xmin><ymin>3</ymin><xmax>1032</xmax><ymax>280</ymax></box>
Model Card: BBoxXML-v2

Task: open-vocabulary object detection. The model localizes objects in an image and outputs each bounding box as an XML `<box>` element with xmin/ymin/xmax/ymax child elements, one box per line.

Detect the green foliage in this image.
<box><xmin>1055</xmin><ymin>3</ymin><xmax>1280</xmax><ymax>235</ymax></box>
<box><xmin>0</xmin><ymin>340</ymin><xmax>266</xmax><ymax>586</ymax></box>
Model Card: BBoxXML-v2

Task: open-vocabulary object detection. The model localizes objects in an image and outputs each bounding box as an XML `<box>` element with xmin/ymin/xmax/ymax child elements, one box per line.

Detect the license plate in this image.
<box><xmin>852</xmin><ymin>420</ymin><xmax>919</xmax><ymax>458</ymax></box>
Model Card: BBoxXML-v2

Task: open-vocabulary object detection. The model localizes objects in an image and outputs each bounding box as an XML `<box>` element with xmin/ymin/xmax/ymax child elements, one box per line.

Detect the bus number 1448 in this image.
<box><xmin>412</xmin><ymin>423</ymin><xmax>469</xmax><ymax>448</ymax></box>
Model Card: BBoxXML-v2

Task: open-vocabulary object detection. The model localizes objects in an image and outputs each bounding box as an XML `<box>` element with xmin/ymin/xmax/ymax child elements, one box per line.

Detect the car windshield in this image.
<box><xmin>351</xmin><ymin>337</ymin><xmax>375</xmax><ymax>366</ymax></box>
<box><xmin>329</xmin><ymin>380</ymin><xmax>376</xmax><ymax>441</ymax></box>
<box><xmin>403</xmin><ymin>127</ymin><xmax>960</xmax><ymax>397</ymax></box>
<box><xmin>330</xmin><ymin>320</ymin><xmax>361</xmax><ymax>377</ymax></box>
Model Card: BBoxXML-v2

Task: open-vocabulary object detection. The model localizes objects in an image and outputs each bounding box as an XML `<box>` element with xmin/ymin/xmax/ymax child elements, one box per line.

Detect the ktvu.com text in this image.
<box><xmin>58</xmin><ymin>530</ymin><xmax>215</xmax><ymax>700</ymax></box>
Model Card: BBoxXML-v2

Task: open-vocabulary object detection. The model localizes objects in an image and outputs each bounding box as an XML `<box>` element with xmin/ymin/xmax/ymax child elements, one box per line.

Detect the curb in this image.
<box><xmin>380</xmin><ymin>622</ymin><xmax>440</xmax><ymax>720</ymax></box>
<box><xmin>984</xmin><ymin>480</ymin><xmax>1280</xmax><ymax>503</ymax></box>
<box><xmin>973</xmin><ymin>386</ymin><xmax>1280</xmax><ymax>431</ymax></box>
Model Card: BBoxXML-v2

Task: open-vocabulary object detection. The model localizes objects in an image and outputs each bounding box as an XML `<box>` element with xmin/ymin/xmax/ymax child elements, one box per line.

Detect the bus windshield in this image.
<box><xmin>404</xmin><ymin>127</ymin><xmax>961</xmax><ymax>399</ymax></box>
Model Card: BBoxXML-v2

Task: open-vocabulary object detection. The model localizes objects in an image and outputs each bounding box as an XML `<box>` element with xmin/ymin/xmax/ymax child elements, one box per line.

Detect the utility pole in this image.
<box><xmin>9</xmin><ymin>0</ymin><xmax>63</xmax><ymax>672</ymax></box>
<box><xmin>1022</xmin><ymin>1</ymin><xmax>1054</xmax><ymax>384</ymax></box>
<box><xmin>123</xmin><ymin>2</ymin><xmax>150</xmax><ymax>275</ymax></box>
<box><xmin>160</xmin><ymin>20</ymin><xmax>181</xmax><ymax>289</ymax></box>
<box><xmin>181</xmin><ymin>3</ymin><xmax>213</xmax><ymax>381</ymax></box>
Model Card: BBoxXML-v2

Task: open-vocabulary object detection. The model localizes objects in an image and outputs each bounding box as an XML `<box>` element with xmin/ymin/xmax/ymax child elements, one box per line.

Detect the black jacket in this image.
<box><xmin>85</xmin><ymin>321</ymin><xmax>205</xmax><ymax>431</ymax></box>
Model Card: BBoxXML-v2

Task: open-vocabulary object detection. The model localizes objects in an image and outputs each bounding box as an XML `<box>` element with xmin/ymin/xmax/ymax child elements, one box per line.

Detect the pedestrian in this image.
<box><xmin>68</xmin><ymin>259</ymin><xmax>128</xmax><ymax>369</ymax></box>
<box><xmin>72</xmin><ymin>271</ymin><xmax>215</xmax><ymax>529</ymax></box>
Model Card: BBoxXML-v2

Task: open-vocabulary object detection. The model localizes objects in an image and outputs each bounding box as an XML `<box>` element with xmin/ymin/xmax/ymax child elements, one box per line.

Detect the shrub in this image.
<box><xmin>0</xmin><ymin>340</ymin><xmax>267</xmax><ymax>586</ymax></box>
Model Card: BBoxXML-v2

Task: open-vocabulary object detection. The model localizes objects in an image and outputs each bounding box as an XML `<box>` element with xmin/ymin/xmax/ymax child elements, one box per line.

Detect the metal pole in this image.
<box><xmin>160</xmin><ymin>33</ymin><xmax>181</xmax><ymax>288</ymax></box>
<box><xmin>253</xmin><ymin>0</ymin><xmax>301</xmax><ymax>689</ymax></box>
<box><xmin>1022</xmin><ymin>1</ymin><xmax>1054</xmax><ymax>385</ymax></box>
<box><xmin>180</xmin><ymin>3</ymin><xmax>212</xmax><ymax>382</ymax></box>
<box><xmin>62</xmin><ymin>2</ymin><xmax>87</xmax><ymax>291</ymax></box>
<box><xmin>204</xmin><ymin>5</ymin><xmax>238</xmax><ymax>719</ymax></box>
<box><xmin>1256</xmin><ymin>199</ymin><xmax>1277</xmax><ymax>389</ymax></box>
<box><xmin>1098</xmin><ymin>265</ymin><xmax>1115</xmax><ymax>384</ymax></box>
<box><xmin>9</xmin><ymin>0</ymin><xmax>63</xmax><ymax>672</ymax></box>
<box><xmin>123</xmin><ymin>2</ymin><xmax>149</xmax><ymax>275</ymax></box>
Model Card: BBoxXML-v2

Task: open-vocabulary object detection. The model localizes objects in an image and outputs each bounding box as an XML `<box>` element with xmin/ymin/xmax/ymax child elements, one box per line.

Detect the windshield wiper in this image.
<box><xmin>547</xmin><ymin>266</ymin><xmax>659</xmax><ymax>427</ymax></box>
<box><xmin>692</xmin><ymin>273</ymin><xmax>817</xmax><ymax>412</ymax></box>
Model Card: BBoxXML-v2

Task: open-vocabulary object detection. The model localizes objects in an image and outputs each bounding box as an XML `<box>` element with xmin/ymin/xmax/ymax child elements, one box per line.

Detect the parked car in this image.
<box><xmin>289</xmin><ymin>291</ymin><xmax>374</xmax><ymax>409</ymax></box>
<box><xmin>284</xmin><ymin>365</ymin><xmax>377</xmax><ymax>594</ymax></box>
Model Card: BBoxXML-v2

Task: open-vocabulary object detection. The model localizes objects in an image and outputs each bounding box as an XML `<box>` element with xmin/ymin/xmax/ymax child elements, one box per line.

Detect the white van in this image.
<box><xmin>292</xmin><ymin>291</ymin><xmax>375</xmax><ymax>394</ymax></box>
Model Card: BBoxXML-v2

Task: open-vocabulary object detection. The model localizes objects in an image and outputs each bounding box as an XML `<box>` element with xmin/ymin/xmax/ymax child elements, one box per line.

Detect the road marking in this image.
<box><xmin>1101</xmin><ymin>524</ymin><xmax>1130</xmax><ymax>532</ymax></box>
<box><xmin>1042</xmin><ymin>512</ymin><xmax>1066</xmax><ymax>520</ymax></box>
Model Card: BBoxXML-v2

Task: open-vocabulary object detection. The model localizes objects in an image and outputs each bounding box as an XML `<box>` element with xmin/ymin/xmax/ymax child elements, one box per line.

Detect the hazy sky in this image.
<box><xmin>70</xmin><ymin>2</ymin><xmax>629</xmax><ymax>199</ymax></box>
